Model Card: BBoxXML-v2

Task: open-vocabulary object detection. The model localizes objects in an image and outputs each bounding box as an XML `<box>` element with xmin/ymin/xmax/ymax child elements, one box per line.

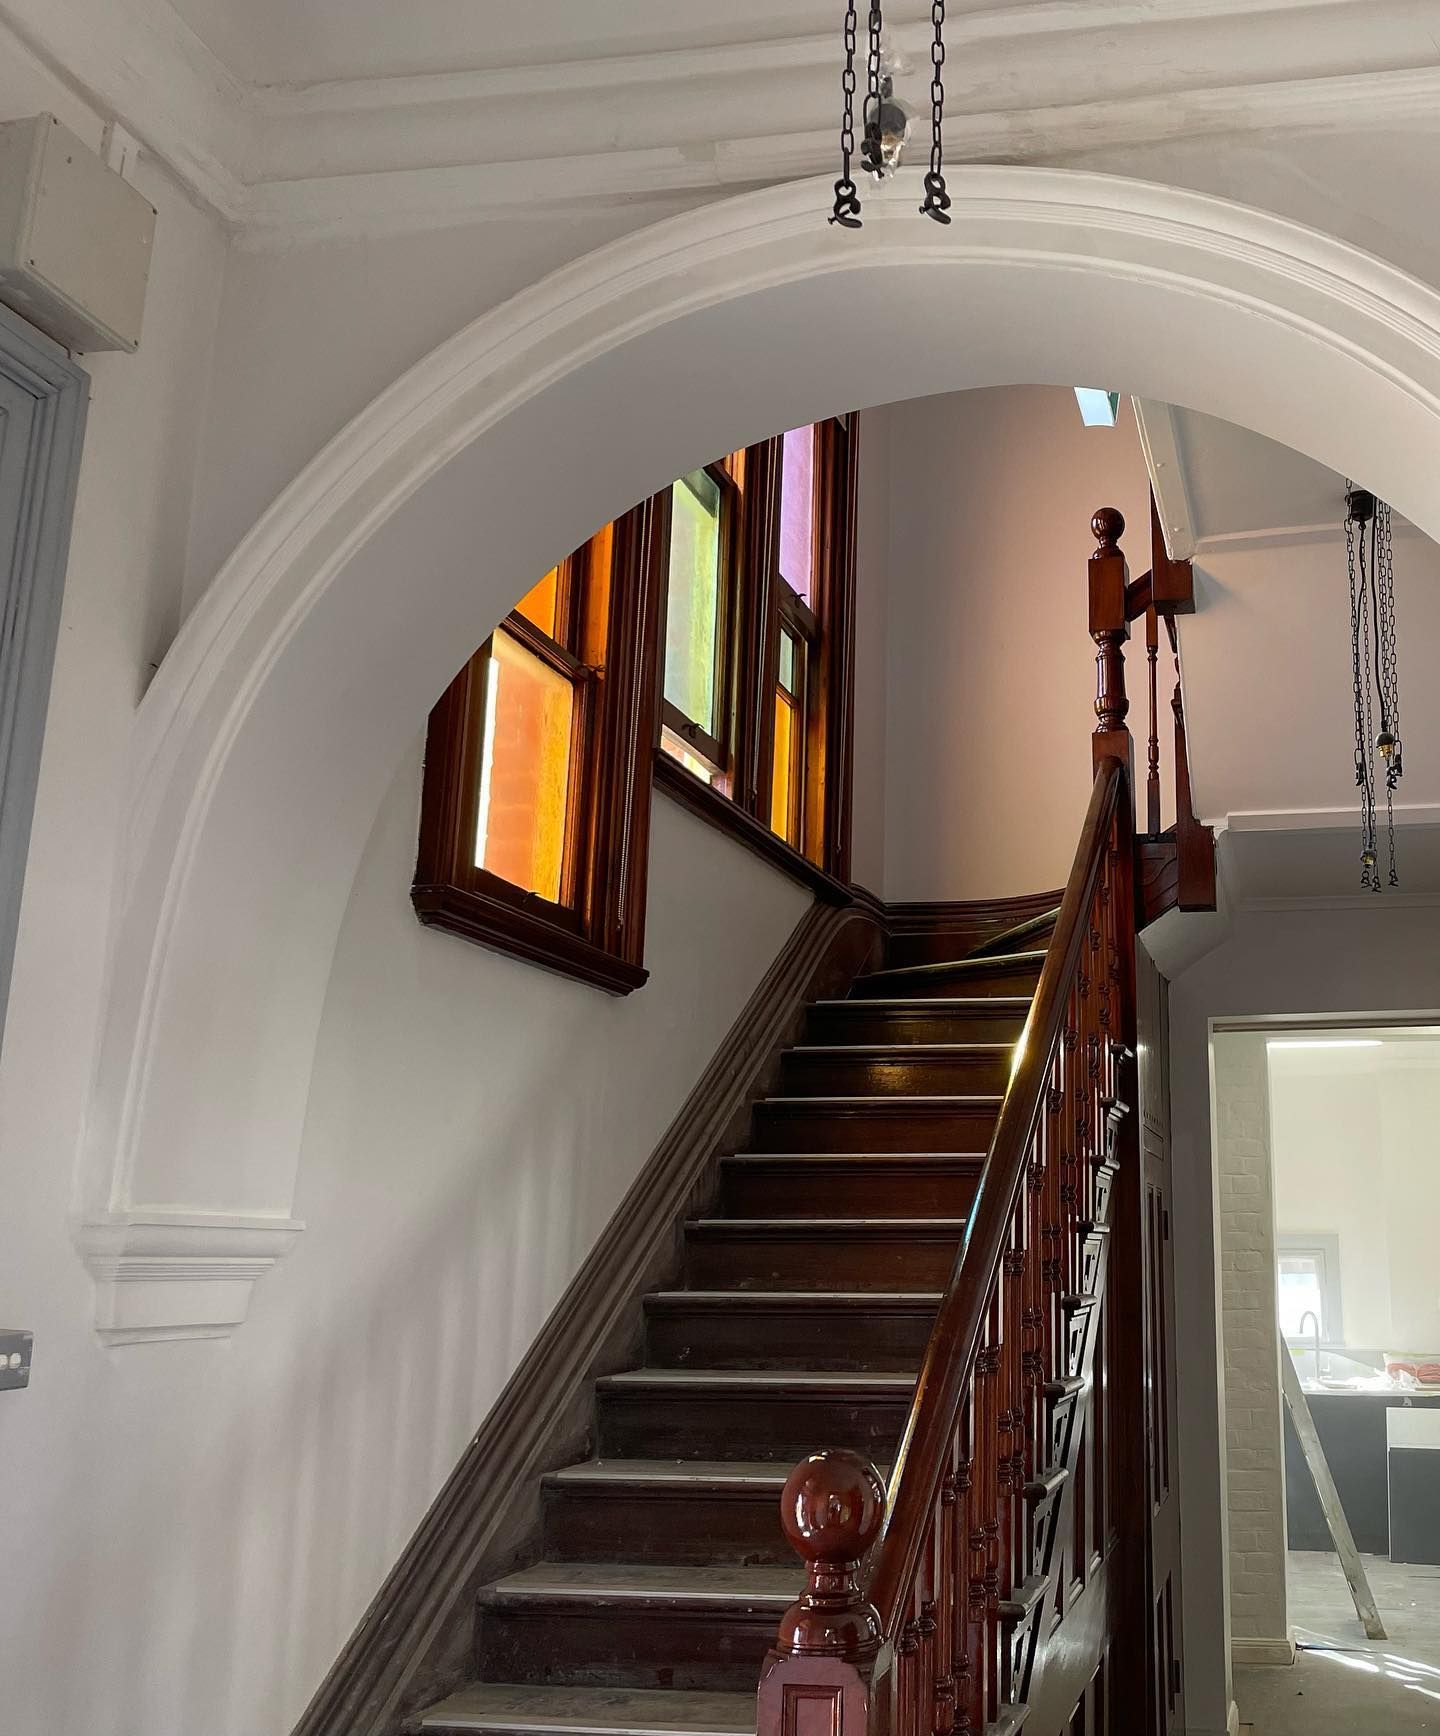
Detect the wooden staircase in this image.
<box><xmin>412</xmin><ymin>909</ymin><xmax>1057</xmax><ymax>1736</ymax></box>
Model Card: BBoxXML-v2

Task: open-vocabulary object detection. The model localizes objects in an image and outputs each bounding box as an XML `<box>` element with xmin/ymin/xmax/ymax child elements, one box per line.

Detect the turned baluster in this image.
<box><xmin>758</xmin><ymin>1451</ymin><xmax>886</xmax><ymax>1736</ymax></box>
<box><xmin>1145</xmin><ymin>605</ymin><xmax>1161</xmax><ymax>835</ymax></box>
<box><xmin>1088</xmin><ymin>507</ymin><xmax>1132</xmax><ymax>777</ymax></box>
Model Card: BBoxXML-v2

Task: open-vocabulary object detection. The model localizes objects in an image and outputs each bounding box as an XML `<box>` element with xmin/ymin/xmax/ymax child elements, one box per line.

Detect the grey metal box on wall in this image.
<box><xmin>0</xmin><ymin>113</ymin><xmax>156</xmax><ymax>353</ymax></box>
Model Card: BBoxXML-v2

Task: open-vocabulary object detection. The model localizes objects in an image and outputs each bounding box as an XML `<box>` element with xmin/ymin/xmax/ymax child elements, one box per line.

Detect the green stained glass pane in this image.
<box><xmin>778</xmin><ymin>627</ymin><xmax>797</xmax><ymax>694</ymax></box>
<box><xmin>664</xmin><ymin>470</ymin><xmax>722</xmax><ymax>734</ymax></box>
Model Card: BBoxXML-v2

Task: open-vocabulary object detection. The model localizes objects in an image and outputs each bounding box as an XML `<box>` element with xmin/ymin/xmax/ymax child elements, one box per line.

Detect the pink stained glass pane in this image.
<box><xmin>779</xmin><ymin>425</ymin><xmax>815</xmax><ymax>601</ymax></box>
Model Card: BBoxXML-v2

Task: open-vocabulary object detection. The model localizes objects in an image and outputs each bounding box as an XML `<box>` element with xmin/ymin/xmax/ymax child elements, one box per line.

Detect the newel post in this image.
<box><xmin>1088</xmin><ymin>506</ymin><xmax>1134</xmax><ymax>777</ymax></box>
<box><xmin>757</xmin><ymin>1451</ymin><xmax>886</xmax><ymax>1736</ymax></box>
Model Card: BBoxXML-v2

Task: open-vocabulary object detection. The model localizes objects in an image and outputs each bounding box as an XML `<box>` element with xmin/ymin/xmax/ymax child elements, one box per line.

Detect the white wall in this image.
<box><xmin>881</xmin><ymin>386</ymin><xmax>1153</xmax><ymax>901</ymax></box>
<box><xmin>182</xmin><ymin>201</ymin><xmax>715</xmax><ymax>609</ymax></box>
<box><xmin>1182</xmin><ymin>531</ymin><xmax>1440</xmax><ymax>827</ymax></box>
<box><xmin>1213</xmin><ymin>1031</ymin><xmax>1289</xmax><ymax>1658</ymax></box>
<box><xmin>1270</xmin><ymin>1042</ymin><xmax>1440</xmax><ymax>1350</ymax></box>
<box><xmin>3</xmin><ymin>733</ymin><xmax>809</xmax><ymax>1733</ymax></box>
<box><xmin>0</xmin><ymin>25</ymin><xmax>234</xmax><ymax>1733</ymax></box>
<box><xmin>1167</xmin><ymin>903</ymin><xmax>1440</xmax><ymax>1731</ymax></box>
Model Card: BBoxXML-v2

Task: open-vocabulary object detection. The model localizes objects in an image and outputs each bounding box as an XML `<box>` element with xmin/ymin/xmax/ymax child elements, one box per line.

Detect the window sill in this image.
<box><xmin>653</xmin><ymin>750</ymin><xmax>852</xmax><ymax>906</ymax></box>
<box><xmin>412</xmin><ymin>882</ymin><xmax>649</xmax><ymax>995</ymax></box>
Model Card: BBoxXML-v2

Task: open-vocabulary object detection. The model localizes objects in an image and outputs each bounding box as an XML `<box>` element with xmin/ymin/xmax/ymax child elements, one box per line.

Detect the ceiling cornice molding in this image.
<box><xmin>0</xmin><ymin>0</ymin><xmax>250</xmax><ymax>217</ymax></box>
<box><xmin>6</xmin><ymin>0</ymin><xmax>1440</xmax><ymax>239</ymax></box>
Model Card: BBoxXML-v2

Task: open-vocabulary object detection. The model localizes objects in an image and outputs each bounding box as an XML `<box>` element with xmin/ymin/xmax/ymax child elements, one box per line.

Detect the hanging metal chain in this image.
<box><xmin>920</xmin><ymin>0</ymin><xmax>952</xmax><ymax>222</ymax></box>
<box><xmin>830</xmin><ymin>0</ymin><xmax>863</xmax><ymax>227</ymax></box>
<box><xmin>860</xmin><ymin>2</ymin><xmax>885</xmax><ymax>180</ymax></box>
<box><xmin>1345</xmin><ymin>497</ymin><xmax>1378</xmax><ymax>890</ymax></box>
<box><xmin>1375</xmin><ymin>499</ymin><xmax>1402</xmax><ymax>883</ymax></box>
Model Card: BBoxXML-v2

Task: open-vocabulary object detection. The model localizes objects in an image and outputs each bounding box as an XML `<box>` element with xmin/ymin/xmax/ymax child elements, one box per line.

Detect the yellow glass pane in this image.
<box><xmin>515</xmin><ymin>567</ymin><xmax>560</xmax><ymax>637</ymax></box>
<box><xmin>771</xmin><ymin>690</ymin><xmax>798</xmax><ymax>845</ymax></box>
<box><xmin>475</xmin><ymin>629</ymin><xmax>573</xmax><ymax>901</ymax></box>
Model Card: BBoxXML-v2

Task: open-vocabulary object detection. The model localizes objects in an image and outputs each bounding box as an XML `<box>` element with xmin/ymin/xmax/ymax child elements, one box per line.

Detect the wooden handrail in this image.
<box><xmin>758</xmin><ymin>501</ymin><xmax>1202</xmax><ymax>1736</ymax></box>
<box><xmin>867</xmin><ymin>757</ymin><xmax>1124</xmax><ymax>1631</ymax></box>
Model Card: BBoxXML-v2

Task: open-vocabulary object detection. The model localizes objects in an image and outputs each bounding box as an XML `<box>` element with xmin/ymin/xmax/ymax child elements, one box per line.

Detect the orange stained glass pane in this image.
<box><xmin>515</xmin><ymin>567</ymin><xmax>560</xmax><ymax>637</ymax></box>
<box><xmin>580</xmin><ymin>522</ymin><xmax>614</xmax><ymax>667</ymax></box>
<box><xmin>771</xmin><ymin>689</ymin><xmax>798</xmax><ymax>845</ymax></box>
<box><xmin>474</xmin><ymin>629</ymin><xmax>574</xmax><ymax>901</ymax></box>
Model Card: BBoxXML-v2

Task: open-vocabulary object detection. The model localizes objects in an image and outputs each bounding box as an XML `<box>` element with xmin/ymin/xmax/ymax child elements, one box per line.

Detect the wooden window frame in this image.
<box><xmin>654</xmin><ymin>414</ymin><xmax>859</xmax><ymax>899</ymax></box>
<box><xmin>657</xmin><ymin>461</ymin><xmax>740</xmax><ymax>783</ymax></box>
<box><xmin>412</xmin><ymin>503</ymin><xmax>665</xmax><ymax>994</ymax></box>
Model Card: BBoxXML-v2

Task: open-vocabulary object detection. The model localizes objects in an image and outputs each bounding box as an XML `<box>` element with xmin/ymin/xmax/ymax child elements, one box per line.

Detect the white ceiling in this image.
<box><xmin>158</xmin><ymin>0</ymin><xmax>1440</xmax><ymax>92</ymax></box>
<box><xmin>166</xmin><ymin>0</ymin><xmax>925</xmax><ymax>83</ymax></box>
<box><xmin>1168</xmin><ymin>411</ymin><xmax>1352</xmax><ymax>541</ymax></box>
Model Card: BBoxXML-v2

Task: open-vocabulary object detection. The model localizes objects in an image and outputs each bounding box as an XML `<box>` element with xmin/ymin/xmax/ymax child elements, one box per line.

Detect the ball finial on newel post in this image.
<box><xmin>1092</xmin><ymin>506</ymin><xmax>1125</xmax><ymax>558</ymax></box>
<box><xmin>773</xmin><ymin>1449</ymin><xmax>886</xmax><ymax>1661</ymax></box>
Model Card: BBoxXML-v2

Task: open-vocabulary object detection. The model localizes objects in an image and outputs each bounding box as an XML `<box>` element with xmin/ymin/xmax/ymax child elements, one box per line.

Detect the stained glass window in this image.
<box><xmin>663</xmin><ymin>470</ymin><xmax>724</xmax><ymax>736</ymax></box>
<box><xmin>474</xmin><ymin>630</ymin><xmax>574</xmax><ymax>902</ymax></box>
<box><xmin>779</xmin><ymin>425</ymin><xmax>816</xmax><ymax>601</ymax></box>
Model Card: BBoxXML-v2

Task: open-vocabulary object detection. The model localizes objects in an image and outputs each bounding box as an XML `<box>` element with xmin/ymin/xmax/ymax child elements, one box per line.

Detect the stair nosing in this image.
<box><xmin>645</xmin><ymin>1289</ymin><xmax>944</xmax><ymax>1305</ymax></box>
<box><xmin>686</xmin><ymin>1216</ymin><xmax>969</xmax><ymax>1231</ymax></box>
<box><xmin>721</xmin><ymin>1150</ymin><xmax>987</xmax><ymax>1163</ymax></box>
<box><xmin>413</xmin><ymin>1684</ymin><xmax>759</xmax><ymax>1736</ymax></box>
<box><xmin>597</xmin><ymin>1367</ymin><xmax>916</xmax><ymax>1390</ymax></box>
<box><xmin>812</xmin><ymin>995</ymin><xmax>1033</xmax><ymax>1009</ymax></box>
<box><xmin>783</xmin><ymin>1042</ymin><xmax>1015</xmax><ymax>1055</ymax></box>
<box><xmin>758</xmin><ymin>1093</ymin><xmax>1004</xmax><ymax>1107</ymax></box>
<box><xmin>861</xmin><ymin>949</ymin><xmax>1047</xmax><ymax>982</ymax></box>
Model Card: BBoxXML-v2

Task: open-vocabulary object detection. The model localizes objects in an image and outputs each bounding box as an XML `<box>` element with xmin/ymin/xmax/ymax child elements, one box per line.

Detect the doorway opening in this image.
<box><xmin>1213</xmin><ymin>1016</ymin><xmax>1440</xmax><ymax>1731</ymax></box>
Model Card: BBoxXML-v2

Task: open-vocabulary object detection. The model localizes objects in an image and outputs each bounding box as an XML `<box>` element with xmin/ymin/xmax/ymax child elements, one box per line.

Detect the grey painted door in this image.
<box><xmin>0</xmin><ymin>302</ymin><xmax>88</xmax><ymax>1042</ymax></box>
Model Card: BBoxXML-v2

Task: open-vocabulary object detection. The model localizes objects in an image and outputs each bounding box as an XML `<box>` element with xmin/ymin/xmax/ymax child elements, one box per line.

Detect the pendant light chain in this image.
<box><xmin>920</xmin><ymin>0</ymin><xmax>952</xmax><ymax>222</ymax></box>
<box><xmin>861</xmin><ymin>2</ymin><xmax>885</xmax><ymax>180</ymax></box>
<box><xmin>830</xmin><ymin>0</ymin><xmax>863</xmax><ymax>227</ymax></box>
<box><xmin>1375</xmin><ymin>499</ymin><xmax>1402</xmax><ymax>883</ymax></box>
<box><xmin>1345</xmin><ymin>499</ymin><xmax>1379</xmax><ymax>890</ymax></box>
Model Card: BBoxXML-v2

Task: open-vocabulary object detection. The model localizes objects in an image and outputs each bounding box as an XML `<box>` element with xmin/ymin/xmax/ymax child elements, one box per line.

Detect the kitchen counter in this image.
<box><xmin>1284</xmin><ymin>1390</ymin><xmax>1440</xmax><ymax>1555</ymax></box>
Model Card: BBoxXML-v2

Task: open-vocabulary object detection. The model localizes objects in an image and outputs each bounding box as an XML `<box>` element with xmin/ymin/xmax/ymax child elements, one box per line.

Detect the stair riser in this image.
<box><xmin>751</xmin><ymin>1102</ymin><xmax>1000</xmax><ymax>1152</ymax></box>
<box><xmin>684</xmin><ymin>1229</ymin><xmax>961</xmax><ymax>1291</ymax></box>
<box><xmin>778</xmin><ymin>1051</ymin><xmax>1012</xmax><ymax>1096</ymax></box>
<box><xmin>884</xmin><ymin>926</ymin><xmax>1053</xmax><ymax>968</ymax></box>
<box><xmin>805</xmin><ymin>1006</ymin><xmax>1029</xmax><ymax>1046</ymax></box>
<box><xmin>852</xmin><ymin>962</ymin><xmax>1044</xmax><ymax>999</ymax></box>
<box><xmin>720</xmin><ymin>1158</ymin><xmax>981</xmax><ymax>1218</ymax></box>
<box><xmin>596</xmin><ymin>1388</ymin><xmax>910</xmax><ymax>1459</ymax></box>
<box><xmin>477</xmin><ymin>1604</ymin><xmax>775</xmax><ymax>1693</ymax></box>
<box><xmin>541</xmin><ymin>1486</ymin><xmax>787</xmax><ymax>1564</ymax></box>
<box><xmin>645</xmin><ymin>1301</ymin><xmax>938</xmax><ymax>1370</ymax></box>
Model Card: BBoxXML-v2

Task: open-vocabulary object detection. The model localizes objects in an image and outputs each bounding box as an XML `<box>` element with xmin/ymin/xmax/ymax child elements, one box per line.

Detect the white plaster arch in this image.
<box><xmin>77</xmin><ymin>165</ymin><xmax>1440</xmax><ymax>1339</ymax></box>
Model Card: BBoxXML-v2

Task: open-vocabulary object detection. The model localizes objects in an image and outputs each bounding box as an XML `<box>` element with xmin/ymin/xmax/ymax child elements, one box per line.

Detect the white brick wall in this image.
<box><xmin>1213</xmin><ymin>1031</ymin><xmax>1288</xmax><ymax>1645</ymax></box>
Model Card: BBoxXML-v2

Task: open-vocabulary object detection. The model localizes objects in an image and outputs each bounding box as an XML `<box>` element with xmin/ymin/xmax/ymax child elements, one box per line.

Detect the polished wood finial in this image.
<box><xmin>1092</xmin><ymin>506</ymin><xmax>1125</xmax><ymax>556</ymax></box>
<box><xmin>774</xmin><ymin>1450</ymin><xmax>886</xmax><ymax>1660</ymax></box>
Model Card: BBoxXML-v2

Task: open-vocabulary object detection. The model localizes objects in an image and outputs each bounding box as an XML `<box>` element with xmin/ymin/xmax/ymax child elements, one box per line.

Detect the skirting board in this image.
<box><xmin>1232</xmin><ymin>1637</ymin><xmax>1297</xmax><ymax>1666</ymax></box>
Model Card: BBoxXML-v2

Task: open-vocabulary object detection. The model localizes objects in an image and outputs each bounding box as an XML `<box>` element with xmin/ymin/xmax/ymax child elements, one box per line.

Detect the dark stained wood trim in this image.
<box><xmin>413</xmin><ymin>502</ymin><xmax>663</xmax><ymax>990</ymax></box>
<box><xmin>653</xmin><ymin>749</ymin><xmax>852</xmax><ymax>905</ymax></box>
<box><xmin>823</xmin><ymin>415</ymin><xmax>860</xmax><ymax>883</ymax></box>
<box><xmin>412</xmin><ymin>883</ymin><xmax>647</xmax><ymax>994</ymax></box>
<box><xmin>290</xmin><ymin>898</ymin><xmax>885</xmax><ymax>1736</ymax></box>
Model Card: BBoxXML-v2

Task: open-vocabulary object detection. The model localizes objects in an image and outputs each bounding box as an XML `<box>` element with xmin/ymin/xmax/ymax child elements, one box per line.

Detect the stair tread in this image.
<box><xmin>813</xmin><ymin>996</ymin><xmax>1033</xmax><ymax>1009</ymax></box>
<box><xmin>722</xmin><ymin>1151</ymin><xmax>986</xmax><ymax>1163</ymax></box>
<box><xmin>646</xmin><ymin>1289</ymin><xmax>944</xmax><ymax>1306</ymax></box>
<box><xmin>687</xmin><ymin>1217</ymin><xmax>969</xmax><ymax>1231</ymax></box>
<box><xmin>486</xmin><ymin>1561</ymin><xmax>800</xmax><ymax>1604</ymax></box>
<box><xmin>415</xmin><ymin>1684</ymin><xmax>757</xmax><ymax>1735</ymax></box>
<box><xmin>598</xmin><ymin>1367</ymin><xmax>915</xmax><ymax>1389</ymax></box>
<box><xmin>760</xmin><ymin>1094</ymin><xmax>1004</xmax><ymax>1105</ymax></box>
<box><xmin>784</xmin><ymin>1042</ymin><xmax>1014</xmax><ymax>1054</ymax></box>
<box><xmin>861</xmin><ymin>949</ymin><xmax>1047</xmax><ymax>982</ymax></box>
<box><xmin>545</xmin><ymin>1457</ymin><xmax>797</xmax><ymax>1489</ymax></box>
